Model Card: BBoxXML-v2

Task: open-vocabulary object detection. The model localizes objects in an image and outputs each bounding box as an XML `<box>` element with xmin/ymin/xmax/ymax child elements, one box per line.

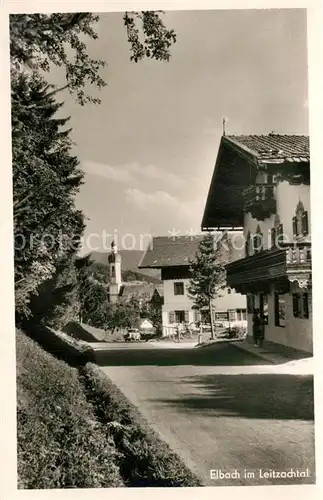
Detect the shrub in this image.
<box><xmin>21</xmin><ymin>322</ymin><xmax>95</xmax><ymax>367</ymax></box>
<box><xmin>80</xmin><ymin>363</ymin><xmax>203</xmax><ymax>487</ymax></box>
<box><xmin>16</xmin><ymin>330</ymin><xmax>123</xmax><ymax>489</ymax></box>
<box><xmin>225</xmin><ymin>326</ymin><xmax>247</xmax><ymax>339</ymax></box>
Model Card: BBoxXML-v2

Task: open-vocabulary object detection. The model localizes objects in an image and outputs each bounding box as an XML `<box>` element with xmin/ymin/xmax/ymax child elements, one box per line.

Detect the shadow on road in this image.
<box><xmin>153</xmin><ymin>372</ymin><xmax>314</xmax><ymax>421</ymax></box>
<box><xmin>93</xmin><ymin>342</ymin><xmax>272</xmax><ymax>367</ymax></box>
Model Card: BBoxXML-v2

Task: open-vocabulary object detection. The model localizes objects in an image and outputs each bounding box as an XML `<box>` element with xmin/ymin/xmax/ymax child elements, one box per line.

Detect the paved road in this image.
<box><xmin>93</xmin><ymin>341</ymin><xmax>315</xmax><ymax>487</ymax></box>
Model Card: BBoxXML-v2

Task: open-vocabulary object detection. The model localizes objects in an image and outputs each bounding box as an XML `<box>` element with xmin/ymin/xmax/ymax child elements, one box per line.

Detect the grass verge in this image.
<box><xmin>16</xmin><ymin>329</ymin><xmax>123</xmax><ymax>489</ymax></box>
<box><xmin>79</xmin><ymin>363</ymin><xmax>204</xmax><ymax>487</ymax></box>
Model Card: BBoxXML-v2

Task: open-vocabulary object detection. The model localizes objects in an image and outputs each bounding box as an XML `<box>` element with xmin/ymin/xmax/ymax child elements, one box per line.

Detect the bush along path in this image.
<box><xmin>16</xmin><ymin>330</ymin><xmax>122</xmax><ymax>489</ymax></box>
<box><xmin>16</xmin><ymin>329</ymin><xmax>202</xmax><ymax>488</ymax></box>
<box><xmin>79</xmin><ymin>363</ymin><xmax>204</xmax><ymax>487</ymax></box>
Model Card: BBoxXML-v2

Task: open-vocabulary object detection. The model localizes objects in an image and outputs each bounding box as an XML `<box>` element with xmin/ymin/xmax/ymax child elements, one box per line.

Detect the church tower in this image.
<box><xmin>108</xmin><ymin>241</ymin><xmax>122</xmax><ymax>303</ymax></box>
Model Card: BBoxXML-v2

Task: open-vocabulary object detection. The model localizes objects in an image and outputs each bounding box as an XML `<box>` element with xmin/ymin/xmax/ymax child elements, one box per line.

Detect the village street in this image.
<box><xmin>93</xmin><ymin>341</ymin><xmax>315</xmax><ymax>487</ymax></box>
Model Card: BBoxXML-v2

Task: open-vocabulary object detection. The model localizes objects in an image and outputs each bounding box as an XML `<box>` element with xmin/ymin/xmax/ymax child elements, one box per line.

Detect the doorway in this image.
<box><xmin>259</xmin><ymin>293</ymin><xmax>268</xmax><ymax>327</ymax></box>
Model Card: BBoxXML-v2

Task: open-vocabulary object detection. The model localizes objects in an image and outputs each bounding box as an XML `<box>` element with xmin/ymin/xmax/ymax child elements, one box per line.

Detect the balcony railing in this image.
<box><xmin>285</xmin><ymin>244</ymin><xmax>311</xmax><ymax>267</ymax></box>
<box><xmin>242</xmin><ymin>183</ymin><xmax>276</xmax><ymax>220</ymax></box>
<box><xmin>226</xmin><ymin>242</ymin><xmax>312</xmax><ymax>293</ymax></box>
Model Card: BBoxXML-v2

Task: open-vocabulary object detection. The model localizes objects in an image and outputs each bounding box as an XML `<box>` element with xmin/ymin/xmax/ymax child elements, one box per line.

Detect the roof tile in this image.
<box><xmin>226</xmin><ymin>134</ymin><xmax>309</xmax><ymax>163</ymax></box>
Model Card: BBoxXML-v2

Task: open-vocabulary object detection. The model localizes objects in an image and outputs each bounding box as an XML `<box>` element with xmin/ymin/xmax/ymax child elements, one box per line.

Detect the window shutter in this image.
<box><xmin>277</xmin><ymin>224</ymin><xmax>284</xmax><ymax>244</ymax></box>
<box><xmin>245</xmin><ymin>233</ymin><xmax>250</xmax><ymax>256</ymax></box>
<box><xmin>274</xmin><ymin>293</ymin><xmax>280</xmax><ymax>326</ymax></box>
<box><xmin>245</xmin><ymin>239</ymin><xmax>249</xmax><ymax>256</ymax></box>
<box><xmin>194</xmin><ymin>310</ymin><xmax>201</xmax><ymax>323</ymax></box>
<box><xmin>271</xmin><ymin>228</ymin><xmax>276</xmax><ymax>248</ymax></box>
<box><xmin>247</xmin><ymin>295</ymin><xmax>254</xmax><ymax>314</ymax></box>
<box><xmin>184</xmin><ymin>310</ymin><xmax>189</xmax><ymax>323</ymax></box>
<box><xmin>292</xmin><ymin>216</ymin><xmax>298</xmax><ymax>237</ymax></box>
<box><xmin>302</xmin><ymin>211</ymin><xmax>309</xmax><ymax>236</ymax></box>
<box><xmin>292</xmin><ymin>294</ymin><xmax>299</xmax><ymax>317</ymax></box>
<box><xmin>303</xmin><ymin>293</ymin><xmax>309</xmax><ymax>319</ymax></box>
<box><xmin>228</xmin><ymin>310</ymin><xmax>236</xmax><ymax>322</ymax></box>
<box><xmin>169</xmin><ymin>311</ymin><xmax>175</xmax><ymax>324</ymax></box>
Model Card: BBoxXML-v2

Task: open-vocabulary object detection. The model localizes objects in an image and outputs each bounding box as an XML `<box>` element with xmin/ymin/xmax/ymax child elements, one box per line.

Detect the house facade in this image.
<box><xmin>202</xmin><ymin>134</ymin><xmax>312</xmax><ymax>353</ymax></box>
<box><xmin>139</xmin><ymin>235</ymin><xmax>247</xmax><ymax>336</ymax></box>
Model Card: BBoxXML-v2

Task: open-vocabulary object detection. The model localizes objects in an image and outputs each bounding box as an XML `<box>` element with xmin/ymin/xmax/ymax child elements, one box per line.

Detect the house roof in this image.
<box><xmin>139</xmin><ymin>235</ymin><xmax>205</xmax><ymax>269</ymax></box>
<box><xmin>201</xmin><ymin>134</ymin><xmax>310</xmax><ymax>230</ymax></box>
<box><xmin>225</xmin><ymin>134</ymin><xmax>309</xmax><ymax>164</ymax></box>
<box><xmin>154</xmin><ymin>284</ymin><xmax>164</xmax><ymax>297</ymax></box>
<box><xmin>139</xmin><ymin>234</ymin><xmax>243</xmax><ymax>269</ymax></box>
<box><xmin>119</xmin><ymin>282</ymin><xmax>155</xmax><ymax>299</ymax></box>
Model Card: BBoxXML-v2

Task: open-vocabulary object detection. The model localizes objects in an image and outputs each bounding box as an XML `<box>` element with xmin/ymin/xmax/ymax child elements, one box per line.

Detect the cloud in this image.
<box><xmin>125</xmin><ymin>188</ymin><xmax>205</xmax><ymax>231</ymax></box>
<box><xmin>82</xmin><ymin>160</ymin><xmax>182</xmax><ymax>187</ymax></box>
<box><xmin>82</xmin><ymin>161</ymin><xmax>134</xmax><ymax>183</ymax></box>
<box><xmin>125</xmin><ymin>188</ymin><xmax>180</xmax><ymax>210</ymax></box>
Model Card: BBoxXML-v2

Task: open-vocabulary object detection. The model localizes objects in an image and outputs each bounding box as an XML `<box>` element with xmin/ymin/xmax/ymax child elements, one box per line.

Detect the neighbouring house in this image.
<box><xmin>136</xmin><ymin>317</ymin><xmax>155</xmax><ymax>335</ymax></box>
<box><xmin>139</xmin><ymin>235</ymin><xmax>247</xmax><ymax>336</ymax></box>
<box><xmin>201</xmin><ymin>133</ymin><xmax>312</xmax><ymax>354</ymax></box>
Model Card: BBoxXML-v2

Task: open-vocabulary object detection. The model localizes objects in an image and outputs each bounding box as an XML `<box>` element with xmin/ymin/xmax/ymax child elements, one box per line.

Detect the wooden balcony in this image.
<box><xmin>226</xmin><ymin>243</ymin><xmax>311</xmax><ymax>294</ymax></box>
<box><xmin>242</xmin><ymin>184</ymin><xmax>276</xmax><ymax>220</ymax></box>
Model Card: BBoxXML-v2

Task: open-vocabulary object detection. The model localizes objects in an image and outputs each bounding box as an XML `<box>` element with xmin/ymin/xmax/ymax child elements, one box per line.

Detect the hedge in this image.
<box><xmin>79</xmin><ymin>363</ymin><xmax>204</xmax><ymax>487</ymax></box>
<box><xmin>21</xmin><ymin>322</ymin><xmax>95</xmax><ymax>367</ymax></box>
<box><xmin>16</xmin><ymin>330</ymin><xmax>123</xmax><ymax>489</ymax></box>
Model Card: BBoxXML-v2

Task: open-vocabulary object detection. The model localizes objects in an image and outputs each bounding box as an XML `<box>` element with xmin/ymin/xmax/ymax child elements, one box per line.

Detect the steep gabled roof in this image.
<box><xmin>225</xmin><ymin>134</ymin><xmax>309</xmax><ymax>164</ymax></box>
<box><xmin>201</xmin><ymin>134</ymin><xmax>310</xmax><ymax>230</ymax></box>
<box><xmin>139</xmin><ymin>236</ymin><xmax>204</xmax><ymax>269</ymax></box>
<box><xmin>139</xmin><ymin>234</ymin><xmax>243</xmax><ymax>270</ymax></box>
<box><xmin>119</xmin><ymin>282</ymin><xmax>155</xmax><ymax>299</ymax></box>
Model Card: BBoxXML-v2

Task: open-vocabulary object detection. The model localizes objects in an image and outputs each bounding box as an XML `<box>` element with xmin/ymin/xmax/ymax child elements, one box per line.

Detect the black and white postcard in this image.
<box><xmin>1</xmin><ymin>1</ymin><xmax>322</xmax><ymax>499</ymax></box>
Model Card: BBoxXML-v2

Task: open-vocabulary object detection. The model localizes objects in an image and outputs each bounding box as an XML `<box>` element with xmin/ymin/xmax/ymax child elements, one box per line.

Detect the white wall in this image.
<box><xmin>243</xmin><ymin>181</ymin><xmax>311</xmax><ymax>252</ymax></box>
<box><xmin>212</xmin><ymin>288</ymin><xmax>246</xmax><ymax>310</ymax></box>
<box><xmin>246</xmin><ymin>286</ymin><xmax>312</xmax><ymax>353</ymax></box>
<box><xmin>162</xmin><ymin>278</ymin><xmax>247</xmax><ymax>330</ymax></box>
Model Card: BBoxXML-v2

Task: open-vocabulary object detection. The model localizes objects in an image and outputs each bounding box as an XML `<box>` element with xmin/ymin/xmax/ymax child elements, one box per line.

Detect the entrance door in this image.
<box><xmin>259</xmin><ymin>293</ymin><xmax>268</xmax><ymax>327</ymax></box>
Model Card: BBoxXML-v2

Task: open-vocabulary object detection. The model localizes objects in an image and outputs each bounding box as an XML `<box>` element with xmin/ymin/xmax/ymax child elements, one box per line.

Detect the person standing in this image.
<box><xmin>252</xmin><ymin>309</ymin><xmax>261</xmax><ymax>348</ymax></box>
<box><xmin>258</xmin><ymin>312</ymin><xmax>265</xmax><ymax>348</ymax></box>
<box><xmin>176</xmin><ymin>323</ymin><xmax>181</xmax><ymax>343</ymax></box>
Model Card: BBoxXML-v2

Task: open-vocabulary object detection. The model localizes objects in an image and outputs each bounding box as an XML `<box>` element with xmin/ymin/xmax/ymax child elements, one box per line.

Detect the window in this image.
<box><xmin>293</xmin><ymin>292</ymin><xmax>310</xmax><ymax>319</ymax></box>
<box><xmin>236</xmin><ymin>309</ymin><xmax>247</xmax><ymax>321</ymax></box>
<box><xmin>110</xmin><ymin>265</ymin><xmax>115</xmax><ymax>278</ymax></box>
<box><xmin>174</xmin><ymin>282</ymin><xmax>184</xmax><ymax>295</ymax></box>
<box><xmin>228</xmin><ymin>310</ymin><xmax>236</xmax><ymax>322</ymax></box>
<box><xmin>247</xmin><ymin>294</ymin><xmax>255</xmax><ymax>314</ymax></box>
<box><xmin>274</xmin><ymin>293</ymin><xmax>286</xmax><ymax>327</ymax></box>
<box><xmin>175</xmin><ymin>310</ymin><xmax>186</xmax><ymax>323</ymax></box>
<box><xmin>303</xmin><ymin>293</ymin><xmax>309</xmax><ymax>319</ymax></box>
<box><xmin>259</xmin><ymin>293</ymin><xmax>268</xmax><ymax>324</ymax></box>
<box><xmin>194</xmin><ymin>310</ymin><xmax>201</xmax><ymax>323</ymax></box>
<box><xmin>292</xmin><ymin>293</ymin><xmax>301</xmax><ymax>317</ymax></box>
<box><xmin>271</xmin><ymin>215</ymin><xmax>284</xmax><ymax>247</ymax></box>
<box><xmin>253</xmin><ymin>225</ymin><xmax>263</xmax><ymax>254</ymax></box>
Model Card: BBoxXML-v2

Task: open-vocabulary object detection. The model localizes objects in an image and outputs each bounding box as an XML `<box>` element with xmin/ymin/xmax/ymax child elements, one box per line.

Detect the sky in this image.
<box><xmin>51</xmin><ymin>8</ymin><xmax>309</xmax><ymax>255</ymax></box>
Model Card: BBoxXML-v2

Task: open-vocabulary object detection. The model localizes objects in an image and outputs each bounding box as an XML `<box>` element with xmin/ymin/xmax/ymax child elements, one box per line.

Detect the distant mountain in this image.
<box><xmin>90</xmin><ymin>250</ymin><xmax>161</xmax><ymax>282</ymax></box>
